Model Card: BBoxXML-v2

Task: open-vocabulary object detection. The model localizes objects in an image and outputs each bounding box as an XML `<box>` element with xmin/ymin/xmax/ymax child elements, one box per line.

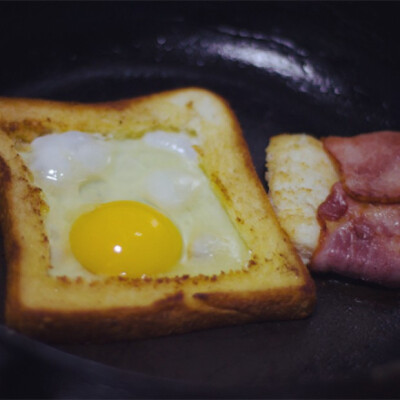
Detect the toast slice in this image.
<box><xmin>265</xmin><ymin>134</ymin><xmax>339</xmax><ymax>265</ymax></box>
<box><xmin>0</xmin><ymin>88</ymin><xmax>315</xmax><ymax>343</ymax></box>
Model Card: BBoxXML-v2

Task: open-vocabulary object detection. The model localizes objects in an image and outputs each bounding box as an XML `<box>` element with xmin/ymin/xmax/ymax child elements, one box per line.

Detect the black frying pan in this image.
<box><xmin>1</xmin><ymin>2</ymin><xmax>400</xmax><ymax>398</ymax></box>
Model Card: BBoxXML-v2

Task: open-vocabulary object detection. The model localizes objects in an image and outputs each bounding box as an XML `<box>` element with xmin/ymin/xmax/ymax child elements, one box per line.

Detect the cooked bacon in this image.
<box><xmin>323</xmin><ymin>131</ymin><xmax>400</xmax><ymax>203</ymax></box>
<box><xmin>311</xmin><ymin>182</ymin><xmax>400</xmax><ymax>287</ymax></box>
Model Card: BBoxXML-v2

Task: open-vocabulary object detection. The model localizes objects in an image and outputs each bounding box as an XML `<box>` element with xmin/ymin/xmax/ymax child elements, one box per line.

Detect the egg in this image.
<box><xmin>144</xmin><ymin>169</ymin><xmax>201</xmax><ymax>210</ymax></box>
<box><xmin>28</xmin><ymin>130</ymin><xmax>110</xmax><ymax>186</ymax></box>
<box><xmin>20</xmin><ymin>130</ymin><xmax>250</xmax><ymax>279</ymax></box>
<box><xmin>69</xmin><ymin>200</ymin><xmax>183</xmax><ymax>277</ymax></box>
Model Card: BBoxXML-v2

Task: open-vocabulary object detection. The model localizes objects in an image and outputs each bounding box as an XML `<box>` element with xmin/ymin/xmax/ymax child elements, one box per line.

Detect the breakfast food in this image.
<box><xmin>266</xmin><ymin>131</ymin><xmax>400</xmax><ymax>287</ymax></box>
<box><xmin>21</xmin><ymin>130</ymin><xmax>248</xmax><ymax>280</ymax></box>
<box><xmin>0</xmin><ymin>88</ymin><xmax>315</xmax><ymax>343</ymax></box>
<box><xmin>265</xmin><ymin>134</ymin><xmax>339</xmax><ymax>264</ymax></box>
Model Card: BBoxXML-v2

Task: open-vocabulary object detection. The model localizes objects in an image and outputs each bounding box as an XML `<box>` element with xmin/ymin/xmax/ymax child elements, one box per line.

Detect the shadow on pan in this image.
<box><xmin>1</xmin><ymin>2</ymin><xmax>400</xmax><ymax>398</ymax></box>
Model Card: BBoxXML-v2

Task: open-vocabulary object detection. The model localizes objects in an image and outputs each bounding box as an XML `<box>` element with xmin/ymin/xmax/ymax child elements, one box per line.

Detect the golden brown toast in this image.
<box><xmin>0</xmin><ymin>88</ymin><xmax>315</xmax><ymax>343</ymax></box>
<box><xmin>266</xmin><ymin>134</ymin><xmax>339</xmax><ymax>264</ymax></box>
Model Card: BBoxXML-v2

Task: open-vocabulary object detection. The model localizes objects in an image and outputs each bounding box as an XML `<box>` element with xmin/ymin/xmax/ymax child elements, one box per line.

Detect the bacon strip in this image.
<box><xmin>323</xmin><ymin>131</ymin><xmax>400</xmax><ymax>203</ymax></box>
<box><xmin>311</xmin><ymin>182</ymin><xmax>400</xmax><ymax>287</ymax></box>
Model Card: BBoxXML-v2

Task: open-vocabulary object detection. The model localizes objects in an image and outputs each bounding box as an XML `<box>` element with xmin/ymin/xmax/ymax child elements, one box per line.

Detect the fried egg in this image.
<box><xmin>20</xmin><ymin>130</ymin><xmax>250</xmax><ymax>279</ymax></box>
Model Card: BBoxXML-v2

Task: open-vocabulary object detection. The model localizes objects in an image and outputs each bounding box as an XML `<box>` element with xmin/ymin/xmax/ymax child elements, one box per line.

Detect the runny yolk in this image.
<box><xmin>69</xmin><ymin>200</ymin><xmax>183</xmax><ymax>277</ymax></box>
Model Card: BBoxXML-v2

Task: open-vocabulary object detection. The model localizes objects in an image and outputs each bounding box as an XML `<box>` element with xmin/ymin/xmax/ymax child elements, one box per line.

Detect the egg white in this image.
<box><xmin>20</xmin><ymin>130</ymin><xmax>250</xmax><ymax>279</ymax></box>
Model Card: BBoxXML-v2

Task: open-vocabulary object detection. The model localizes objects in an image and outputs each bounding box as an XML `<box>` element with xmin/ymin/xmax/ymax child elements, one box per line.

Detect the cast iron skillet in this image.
<box><xmin>1</xmin><ymin>3</ymin><xmax>400</xmax><ymax>398</ymax></box>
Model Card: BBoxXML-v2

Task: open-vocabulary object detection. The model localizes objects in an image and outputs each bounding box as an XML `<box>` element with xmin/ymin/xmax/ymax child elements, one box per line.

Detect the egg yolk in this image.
<box><xmin>69</xmin><ymin>200</ymin><xmax>183</xmax><ymax>277</ymax></box>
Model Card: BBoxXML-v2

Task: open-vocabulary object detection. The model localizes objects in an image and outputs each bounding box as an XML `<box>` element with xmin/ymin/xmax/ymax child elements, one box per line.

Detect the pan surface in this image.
<box><xmin>1</xmin><ymin>2</ymin><xmax>400</xmax><ymax>398</ymax></box>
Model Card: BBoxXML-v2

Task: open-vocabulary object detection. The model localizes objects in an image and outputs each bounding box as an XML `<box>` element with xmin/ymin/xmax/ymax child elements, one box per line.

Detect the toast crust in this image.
<box><xmin>0</xmin><ymin>88</ymin><xmax>315</xmax><ymax>343</ymax></box>
<box><xmin>266</xmin><ymin>134</ymin><xmax>339</xmax><ymax>265</ymax></box>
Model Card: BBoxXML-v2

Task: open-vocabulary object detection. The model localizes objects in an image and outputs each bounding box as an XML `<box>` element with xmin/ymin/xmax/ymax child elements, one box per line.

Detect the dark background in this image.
<box><xmin>1</xmin><ymin>2</ymin><xmax>400</xmax><ymax>398</ymax></box>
